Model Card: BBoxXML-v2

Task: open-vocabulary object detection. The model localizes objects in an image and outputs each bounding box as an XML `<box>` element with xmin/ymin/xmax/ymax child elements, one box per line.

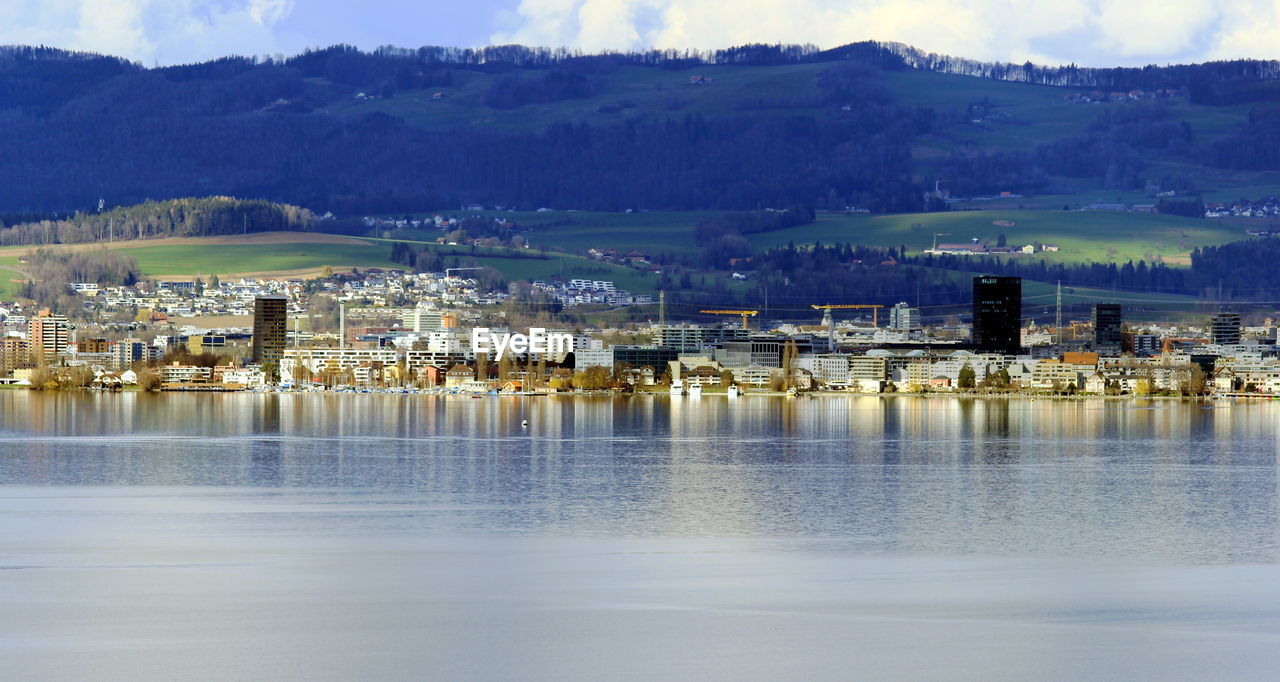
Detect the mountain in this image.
<box><xmin>1</xmin><ymin>42</ymin><xmax>1279</xmax><ymax>215</ymax></box>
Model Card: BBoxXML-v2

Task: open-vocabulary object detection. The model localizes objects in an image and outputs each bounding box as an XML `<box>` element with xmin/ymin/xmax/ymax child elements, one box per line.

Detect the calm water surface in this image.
<box><xmin>1</xmin><ymin>392</ymin><xmax>1278</xmax><ymax>680</ymax></box>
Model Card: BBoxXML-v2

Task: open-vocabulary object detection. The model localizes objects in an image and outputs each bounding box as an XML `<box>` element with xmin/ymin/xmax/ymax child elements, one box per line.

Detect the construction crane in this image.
<box><xmin>444</xmin><ymin>267</ymin><xmax>485</xmax><ymax>279</ymax></box>
<box><xmin>811</xmin><ymin>304</ymin><xmax>885</xmax><ymax>328</ymax></box>
<box><xmin>931</xmin><ymin>232</ymin><xmax>950</xmax><ymax>252</ymax></box>
<box><xmin>701</xmin><ymin>309</ymin><xmax>758</xmax><ymax>331</ymax></box>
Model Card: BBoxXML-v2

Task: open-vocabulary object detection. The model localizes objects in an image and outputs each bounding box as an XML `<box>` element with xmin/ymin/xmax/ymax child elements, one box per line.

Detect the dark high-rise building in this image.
<box><xmin>1209</xmin><ymin>311</ymin><xmax>1241</xmax><ymax>345</ymax></box>
<box><xmin>972</xmin><ymin>276</ymin><xmax>1021</xmax><ymax>355</ymax></box>
<box><xmin>252</xmin><ymin>296</ymin><xmax>288</xmax><ymax>367</ymax></box>
<box><xmin>1092</xmin><ymin>303</ymin><xmax>1123</xmax><ymax>356</ymax></box>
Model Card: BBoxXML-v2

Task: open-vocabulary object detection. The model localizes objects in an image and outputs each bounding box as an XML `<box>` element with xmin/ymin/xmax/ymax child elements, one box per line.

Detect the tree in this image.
<box><xmin>981</xmin><ymin>366</ymin><xmax>1011</xmax><ymax>390</ymax></box>
<box><xmin>28</xmin><ymin>367</ymin><xmax>57</xmax><ymax>391</ymax></box>
<box><xmin>1180</xmin><ymin>365</ymin><xmax>1207</xmax><ymax>396</ymax></box>
<box><xmin>958</xmin><ymin>363</ymin><xmax>976</xmax><ymax>390</ymax></box>
<box><xmin>137</xmin><ymin>368</ymin><xmax>162</xmax><ymax>391</ymax></box>
<box><xmin>571</xmin><ymin>365</ymin><xmax>611</xmax><ymax>390</ymax></box>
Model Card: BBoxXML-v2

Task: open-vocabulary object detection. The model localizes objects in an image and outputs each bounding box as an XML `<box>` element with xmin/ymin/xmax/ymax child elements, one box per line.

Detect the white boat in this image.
<box><xmin>727</xmin><ymin>384</ymin><xmax>741</xmax><ymax>398</ymax></box>
<box><xmin>670</xmin><ymin>379</ymin><xmax>686</xmax><ymax>396</ymax></box>
<box><xmin>688</xmin><ymin>384</ymin><xmax>703</xmax><ymax>397</ymax></box>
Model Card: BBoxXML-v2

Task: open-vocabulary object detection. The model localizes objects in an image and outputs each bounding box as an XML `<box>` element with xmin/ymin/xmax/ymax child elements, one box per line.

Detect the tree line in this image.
<box><xmin>18</xmin><ymin>248</ymin><xmax>140</xmax><ymax>312</ymax></box>
<box><xmin>0</xmin><ymin>197</ymin><xmax>314</xmax><ymax>247</ymax></box>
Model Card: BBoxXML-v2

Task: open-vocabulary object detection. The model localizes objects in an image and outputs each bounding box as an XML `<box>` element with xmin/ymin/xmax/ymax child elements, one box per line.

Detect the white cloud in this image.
<box><xmin>492</xmin><ymin>0</ymin><xmax>1280</xmax><ymax>66</ymax></box>
<box><xmin>0</xmin><ymin>0</ymin><xmax>296</xmax><ymax>65</ymax></box>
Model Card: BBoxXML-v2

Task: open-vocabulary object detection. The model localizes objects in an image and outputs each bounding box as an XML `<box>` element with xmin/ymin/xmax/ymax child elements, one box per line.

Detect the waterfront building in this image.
<box><xmin>1092</xmin><ymin>304</ymin><xmax>1123</xmax><ymax>356</ymax></box>
<box><xmin>161</xmin><ymin>363</ymin><xmax>212</xmax><ymax>383</ymax></box>
<box><xmin>972</xmin><ymin>276</ymin><xmax>1022</xmax><ymax>355</ymax></box>
<box><xmin>904</xmin><ymin>361</ymin><xmax>935</xmax><ymax>391</ymax></box>
<box><xmin>404</xmin><ymin>349</ymin><xmax>466</xmax><ymax>373</ymax></box>
<box><xmin>796</xmin><ymin>354</ymin><xmax>852</xmax><ymax>386</ymax></box>
<box><xmin>848</xmin><ymin>355</ymin><xmax>889</xmax><ymax>382</ymax></box>
<box><xmin>729</xmin><ymin>364</ymin><xmax>775</xmax><ymax>386</ymax></box>
<box><xmin>575</xmin><ymin>347</ymin><xmax>614</xmax><ymax>369</ymax></box>
<box><xmin>282</xmin><ymin>347</ymin><xmax>399</xmax><ymax>376</ymax></box>
<box><xmin>252</xmin><ymin>296</ymin><xmax>288</xmax><ymax>367</ymax></box>
<box><xmin>1</xmin><ymin>336</ymin><xmax>30</xmax><ymax>375</ymax></box>
<box><xmin>611</xmin><ymin>345</ymin><xmax>681</xmax><ymax>372</ymax></box>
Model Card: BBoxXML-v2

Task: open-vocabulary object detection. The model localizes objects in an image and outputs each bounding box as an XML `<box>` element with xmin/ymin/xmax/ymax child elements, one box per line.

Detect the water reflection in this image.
<box><xmin>0</xmin><ymin>392</ymin><xmax>1276</xmax><ymax>562</ymax></box>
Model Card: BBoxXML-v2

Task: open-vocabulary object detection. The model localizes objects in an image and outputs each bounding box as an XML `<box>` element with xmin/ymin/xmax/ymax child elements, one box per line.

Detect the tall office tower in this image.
<box><xmin>889</xmin><ymin>302</ymin><xmax>920</xmax><ymax>331</ymax></box>
<box><xmin>1209</xmin><ymin>311</ymin><xmax>1242</xmax><ymax>345</ymax></box>
<box><xmin>1092</xmin><ymin>303</ymin><xmax>1123</xmax><ymax>356</ymax></box>
<box><xmin>28</xmin><ymin>309</ymin><xmax>68</xmax><ymax>366</ymax></box>
<box><xmin>972</xmin><ymin>276</ymin><xmax>1022</xmax><ymax>355</ymax></box>
<box><xmin>252</xmin><ymin>296</ymin><xmax>288</xmax><ymax>367</ymax></box>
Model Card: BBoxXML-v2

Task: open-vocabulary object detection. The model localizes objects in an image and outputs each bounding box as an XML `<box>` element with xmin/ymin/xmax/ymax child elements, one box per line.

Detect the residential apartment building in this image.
<box><xmin>1</xmin><ymin>336</ymin><xmax>30</xmax><ymax>375</ymax></box>
<box><xmin>28</xmin><ymin>310</ymin><xmax>68</xmax><ymax>365</ymax></box>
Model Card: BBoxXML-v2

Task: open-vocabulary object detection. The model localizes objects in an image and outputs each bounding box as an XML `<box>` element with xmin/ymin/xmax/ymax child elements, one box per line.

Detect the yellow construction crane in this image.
<box><xmin>811</xmin><ymin>304</ymin><xmax>885</xmax><ymax>328</ymax></box>
<box><xmin>701</xmin><ymin>309</ymin><xmax>759</xmax><ymax>330</ymax></box>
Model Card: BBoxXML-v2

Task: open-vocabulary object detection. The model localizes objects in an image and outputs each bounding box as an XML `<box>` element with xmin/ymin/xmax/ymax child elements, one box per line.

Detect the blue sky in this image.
<box><xmin>0</xmin><ymin>0</ymin><xmax>1276</xmax><ymax>68</ymax></box>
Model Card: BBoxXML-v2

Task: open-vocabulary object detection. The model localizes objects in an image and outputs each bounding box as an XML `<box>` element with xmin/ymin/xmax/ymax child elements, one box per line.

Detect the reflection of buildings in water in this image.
<box><xmin>249</xmin><ymin>394</ymin><xmax>283</xmax><ymax>487</ymax></box>
<box><xmin>658</xmin><ymin>396</ymin><xmax>759</xmax><ymax>536</ymax></box>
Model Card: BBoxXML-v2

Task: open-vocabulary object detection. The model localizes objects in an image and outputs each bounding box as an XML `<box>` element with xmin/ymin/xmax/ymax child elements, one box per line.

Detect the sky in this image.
<box><xmin>0</xmin><ymin>0</ymin><xmax>1277</xmax><ymax>68</ymax></box>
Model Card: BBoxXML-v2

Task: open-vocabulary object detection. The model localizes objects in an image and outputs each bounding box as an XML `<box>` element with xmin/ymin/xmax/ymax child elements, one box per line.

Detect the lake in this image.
<box><xmin>1</xmin><ymin>392</ymin><xmax>1278</xmax><ymax>680</ymax></box>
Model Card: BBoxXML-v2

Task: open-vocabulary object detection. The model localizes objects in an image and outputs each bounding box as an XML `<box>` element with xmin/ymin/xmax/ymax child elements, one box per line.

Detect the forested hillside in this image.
<box><xmin>1</xmin><ymin>43</ymin><xmax>1279</xmax><ymax>215</ymax></box>
<box><xmin>0</xmin><ymin>197</ymin><xmax>313</xmax><ymax>247</ymax></box>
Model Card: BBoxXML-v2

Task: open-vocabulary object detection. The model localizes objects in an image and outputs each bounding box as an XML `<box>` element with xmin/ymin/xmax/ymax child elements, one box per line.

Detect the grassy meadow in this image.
<box><xmin>123</xmin><ymin>242</ymin><xmax>400</xmax><ymax>277</ymax></box>
<box><xmin>467</xmin><ymin>208</ymin><xmax>1248</xmax><ymax>266</ymax></box>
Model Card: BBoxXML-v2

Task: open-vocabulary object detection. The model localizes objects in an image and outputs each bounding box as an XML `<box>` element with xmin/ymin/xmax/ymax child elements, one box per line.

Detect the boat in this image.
<box><xmin>786</xmin><ymin>387</ymin><xmax>798</xmax><ymax>397</ymax></box>
<box><xmin>670</xmin><ymin>379</ymin><xmax>686</xmax><ymax>396</ymax></box>
<box><xmin>688</xmin><ymin>384</ymin><xmax>703</xmax><ymax>397</ymax></box>
<box><xmin>727</xmin><ymin>384</ymin><xmax>741</xmax><ymax>398</ymax></box>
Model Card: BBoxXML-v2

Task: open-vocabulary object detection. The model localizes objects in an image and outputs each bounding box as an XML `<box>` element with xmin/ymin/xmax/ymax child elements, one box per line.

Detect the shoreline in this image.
<box><xmin>7</xmin><ymin>386</ymin><xmax>1270</xmax><ymax>401</ymax></box>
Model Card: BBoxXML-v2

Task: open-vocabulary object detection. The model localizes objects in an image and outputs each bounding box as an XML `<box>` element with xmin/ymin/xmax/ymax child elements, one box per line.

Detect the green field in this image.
<box><xmin>753</xmin><ymin>210</ymin><xmax>1246</xmax><ymax>264</ymax></box>
<box><xmin>121</xmin><ymin>242</ymin><xmax>402</xmax><ymax>276</ymax></box>
<box><xmin>0</xmin><ymin>265</ymin><xmax>25</xmax><ymax>299</ymax></box>
<box><xmin>458</xmin><ymin>208</ymin><xmax>1248</xmax><ymax>265</ymax></box>
<box><xmin>0</xmin><ymin>232</ymin><xmax>658</xmax><ymax>292</ymax></box>
<box><xmin>361</xmin><ymin>237</ymin><xmax>658</xmax><ymax>292</ymax></box>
